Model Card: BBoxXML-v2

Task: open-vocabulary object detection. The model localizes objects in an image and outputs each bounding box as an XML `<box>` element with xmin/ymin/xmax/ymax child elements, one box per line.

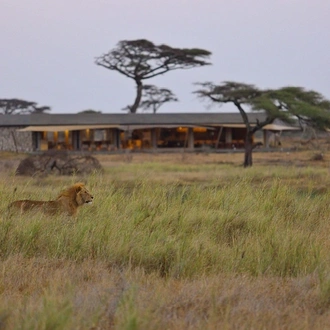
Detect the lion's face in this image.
<box><xmin>76</xmin><ymin>186</ymin><xmax>94</xmax><ymax>206</ymax></box>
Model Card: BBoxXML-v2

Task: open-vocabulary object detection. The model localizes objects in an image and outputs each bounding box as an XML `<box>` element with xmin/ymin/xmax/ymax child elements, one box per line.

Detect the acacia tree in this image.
<box><xmin>0</xmin><ymin>99</ymin><xmax>51</xmax><ymax>115</ymax></box>
<box><xmin>194</xmin><ymin>81</ymin><xmax>330</xmax><ymax>167</ymax></box>
<box><xmin>138</xmin><ymin>84</ymin><xmax>178</xmax><ymax>113</ymax></box>
<box><xmin>194</xmin><ymin>82</ymin><xmax>277</xmax><ymax>167</ymax></box>
<box><xmin>95</xmin><ymin>39</ymin><xmax>211</xmax><ymax>113</ymax></box>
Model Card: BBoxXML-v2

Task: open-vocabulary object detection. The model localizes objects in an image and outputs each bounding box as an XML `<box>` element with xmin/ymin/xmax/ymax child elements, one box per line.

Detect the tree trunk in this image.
<box><xmin>244</xmin><ymin>132</ymin><xmax>254</xmax><ymax>167</ymax></box>
<box><xmin>129</xmin><ymin>80</ymin><xmax>143</xmax><ymax>113</ymax></box>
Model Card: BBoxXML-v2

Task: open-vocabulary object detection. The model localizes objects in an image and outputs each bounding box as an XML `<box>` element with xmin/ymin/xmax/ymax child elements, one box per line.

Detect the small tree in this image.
<box><xmin>0</xmin><ymin>99</ymin><xmax>51</xmax><ymax>115</ymax></box>
<box><xmin>95</xmin><ymin>39</ymin><xmax>211</xmax><ymax>113</ymax></box>
<box><xmin>32</xmin><ymin>106</ymin><xmax>51</xmax><ymax>114</ymax></box>
<box><xmin>194</xmin><ymin>82</ymin><xmax>278</xmax><ymax>167</ymax></box>
<box><xmin>194</xmin><ymin>81</ymin><xmax>330</xmax><ymax>167</ymax></box>
<box><xmin>78</xmin><ymin>109</ymin><xmax>102</xmax><ymax>114</ymax></box>
<box><xmin>137</xmin><ymin>84</ymin><xmax>178</xmax><ymax>113</ymax></box>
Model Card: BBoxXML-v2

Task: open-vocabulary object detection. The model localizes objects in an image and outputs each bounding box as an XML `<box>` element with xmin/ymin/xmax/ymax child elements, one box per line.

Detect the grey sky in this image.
<box><xmin>1</xmin><ymin>0</ymin><xmax>329</xmax><ymax>114</ymax></box>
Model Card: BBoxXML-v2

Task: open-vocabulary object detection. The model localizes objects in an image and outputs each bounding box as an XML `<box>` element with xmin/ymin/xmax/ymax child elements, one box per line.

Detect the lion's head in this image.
<box><xmin>75</xmin><ymin>184</ymin><xmax>94</xmax><ymax>206</ymax></box>
<box><xmin>58</xmin><ymin>183</ymin><xmax>94</xmax><ymax>206</ymax></box>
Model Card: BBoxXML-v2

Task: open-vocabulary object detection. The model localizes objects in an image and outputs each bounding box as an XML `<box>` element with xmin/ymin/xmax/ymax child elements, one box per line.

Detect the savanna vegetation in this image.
<box><xmin>2</xmin><ymin>148</ymin><xmax>330</xmax><ymax>329</ymax></box>
<box><xmin>0</xmin><ymin>99</ymin><xmax>51</xmax><ymax>115</ymax></box>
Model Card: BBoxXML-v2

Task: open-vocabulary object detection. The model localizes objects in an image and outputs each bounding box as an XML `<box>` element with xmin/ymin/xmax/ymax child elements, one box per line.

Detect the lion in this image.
<box><xmin>8</xmin><ymin>183</ymin><xmax>93</xmax><ymax>217</ymax></box>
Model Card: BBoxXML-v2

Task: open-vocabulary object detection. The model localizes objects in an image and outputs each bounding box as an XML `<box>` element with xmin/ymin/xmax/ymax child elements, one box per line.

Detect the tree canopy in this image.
<box><xmin>254</xmin><ymin>87</ymin><xmax>330</xmax><ymax>130</ymax></box>
<box><xmin>0</xmin><ymin>99</ymin><xmax>51</xmax><ymax>115</ymax></box>
<box><xmin>194</xmin><ymin>81</ymin><xmax>276</xmax><ymax>130</ymax></box>
<box><xmin>95</xmin><ymin>39</ymin><xmax>211</xmax><ymax>113</ymax></box>
<box><xmin>194</xmin><ymin>81</ymin><xmax>330</xmax><ymax>167</ymax></box>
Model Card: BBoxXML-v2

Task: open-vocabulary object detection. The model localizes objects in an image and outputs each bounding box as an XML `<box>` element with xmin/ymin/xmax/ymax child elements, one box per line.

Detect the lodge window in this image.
<box><xmin>94</xmin><ymin>129</ymin><xmax>107</xmax><ymax>141</ymax></box>
<box><xmin>58</xmin><ymin>131</ymin><xmax>65</xmax><ymax>142</ymax></box>
<box><xmin>46</xmin><ymin>131</ymin><xmax>53</xmax><ymax>141</ymax></box>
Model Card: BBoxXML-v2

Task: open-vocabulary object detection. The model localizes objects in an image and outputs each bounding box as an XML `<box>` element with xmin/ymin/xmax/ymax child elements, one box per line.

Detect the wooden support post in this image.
<box><xmin>215</xmin><ymin>127</ymin><xmax>223</xmax><ymax>149</ymax></box>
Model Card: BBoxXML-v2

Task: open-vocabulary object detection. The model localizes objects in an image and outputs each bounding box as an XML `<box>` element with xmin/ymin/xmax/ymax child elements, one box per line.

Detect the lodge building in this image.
<box><xmin>0</xmin><ymin>113</ymin><xmax>298</xmax><ymax>153</ymax></box>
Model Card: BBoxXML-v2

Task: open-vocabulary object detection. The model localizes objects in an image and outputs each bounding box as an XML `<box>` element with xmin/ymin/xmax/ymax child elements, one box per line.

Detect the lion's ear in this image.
<box><xmin>74</xmin><ymin>183</ymin><xmax>85</xmax><ymax>192</ymax></box>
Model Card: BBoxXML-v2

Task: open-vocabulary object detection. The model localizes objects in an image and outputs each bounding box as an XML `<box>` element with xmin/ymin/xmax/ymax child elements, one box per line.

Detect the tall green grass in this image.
<box><xmin>1</xmin><ymin>170</ymin><xmax>329</xmax><ymax>279</ymax></box>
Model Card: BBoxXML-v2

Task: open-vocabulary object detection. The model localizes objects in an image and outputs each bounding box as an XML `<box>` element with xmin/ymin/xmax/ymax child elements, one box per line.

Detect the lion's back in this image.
<box><xmin>9</xmin><ymin>200</ymin><xmax>60</xmax><ymax>215</ymax></box>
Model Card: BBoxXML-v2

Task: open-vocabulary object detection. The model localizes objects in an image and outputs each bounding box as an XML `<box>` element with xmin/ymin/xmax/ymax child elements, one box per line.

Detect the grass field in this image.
<box><xmin>1</xmin><ymin>149</ymin><xmax>330</xmax><ymax>329</ymax></box>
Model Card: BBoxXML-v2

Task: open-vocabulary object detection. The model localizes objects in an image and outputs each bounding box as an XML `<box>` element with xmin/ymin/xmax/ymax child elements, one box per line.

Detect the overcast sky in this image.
<box><xmin>1</xmin><ymin>0</ymin><xmax>329</xmax><ymax>114</ymax></box>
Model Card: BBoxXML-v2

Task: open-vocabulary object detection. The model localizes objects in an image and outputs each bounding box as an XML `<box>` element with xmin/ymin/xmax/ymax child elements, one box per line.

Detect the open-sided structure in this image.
<box><xmin>0</xmin><ymin>113</ymin><xmax>299</xmax><ymax>153</ymax></box>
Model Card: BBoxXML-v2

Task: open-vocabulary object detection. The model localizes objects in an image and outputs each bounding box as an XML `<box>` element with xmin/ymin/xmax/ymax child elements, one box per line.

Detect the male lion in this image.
<box><xmin>8</xmin><ymin>183</ymin><xmax>93</xmax><ymax>217</ymax></box>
